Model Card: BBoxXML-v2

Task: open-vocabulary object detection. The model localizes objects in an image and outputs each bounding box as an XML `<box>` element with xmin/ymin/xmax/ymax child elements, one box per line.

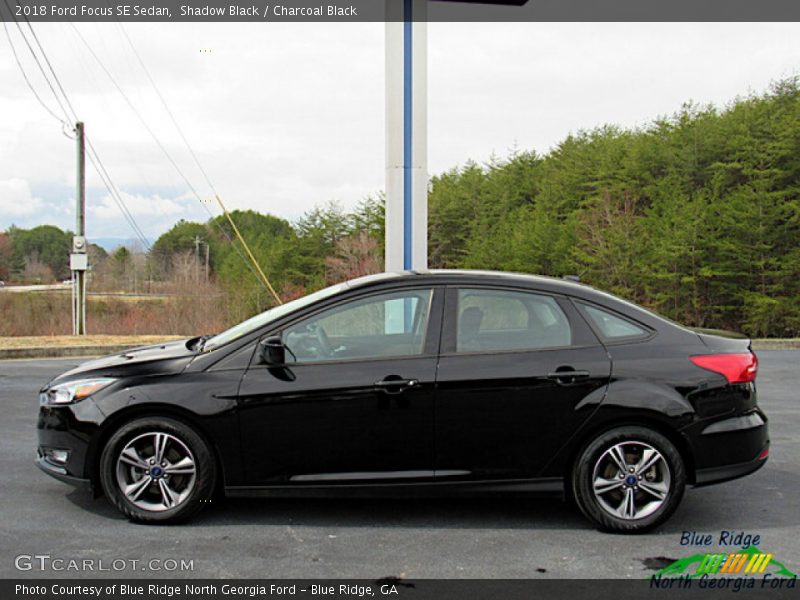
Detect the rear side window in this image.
<box><xmin>456</xmin><ymin>289</ymin><xmax>572</xmax><ymax>353</ymax></box>
<box><xmin>578</xmin><ymin>303</ymin><xmax>649</xmax><ymax>341</ymax></box>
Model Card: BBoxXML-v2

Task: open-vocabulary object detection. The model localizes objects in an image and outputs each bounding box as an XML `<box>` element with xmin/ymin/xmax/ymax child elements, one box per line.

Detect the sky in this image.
<box><xmin>0</xmin><ymin>22</ymin><xmax>799</xmax><ymax>245</ymax></box>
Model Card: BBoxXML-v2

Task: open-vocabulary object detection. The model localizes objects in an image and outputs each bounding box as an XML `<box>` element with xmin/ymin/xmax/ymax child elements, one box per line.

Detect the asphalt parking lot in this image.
<box><xmin>1</xmin><ymin>351</ymin><xmax>798</xmax><ymax>580</ymax></box>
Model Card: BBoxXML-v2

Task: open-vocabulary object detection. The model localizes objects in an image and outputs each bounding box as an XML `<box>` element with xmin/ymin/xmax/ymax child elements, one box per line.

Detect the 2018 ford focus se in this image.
<box><xmin>36</xmin><ymin>270</ymin><xmax>769</xmax><ymax>532</ymax></box>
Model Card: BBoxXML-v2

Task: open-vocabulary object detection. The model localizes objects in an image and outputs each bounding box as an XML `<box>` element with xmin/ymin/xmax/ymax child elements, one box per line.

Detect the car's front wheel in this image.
<box><xmin>572</xmin><ymin>426</ymin><xmax>686</xmax><ymax>533</ymax></box>
<box><xmin>100</xmin><ymin>417</ymin><xmax>216</xmax><ymax>524</ymax></box>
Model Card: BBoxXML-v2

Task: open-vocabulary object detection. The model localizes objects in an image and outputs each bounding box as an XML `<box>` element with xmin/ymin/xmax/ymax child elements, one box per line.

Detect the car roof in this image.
<box><xmin>342</xmin><ymin>269</ymin><xmax>681</xmax><ymax>333</ymax></box>
<box><xmin>345</xmin><ymin>269</ymin><xmax>590</xmax><ymax>294</ymax></box>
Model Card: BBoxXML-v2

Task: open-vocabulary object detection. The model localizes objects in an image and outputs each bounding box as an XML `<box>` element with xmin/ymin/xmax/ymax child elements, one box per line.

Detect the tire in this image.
<box><xmin>572</xmin><ymin>426</ymin><xmax>686</xmax><ymax>533</ymax></box>
<box><xmin>100</xmin><ymin>417</ymin><xmax>216</xmax><ymax>524</ymax></box>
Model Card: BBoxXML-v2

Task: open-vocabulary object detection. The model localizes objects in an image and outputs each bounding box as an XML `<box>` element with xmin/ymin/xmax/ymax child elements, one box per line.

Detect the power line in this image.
<box><xmin>72</xmin><ymin>22</ymin><xmax>274</xmax><ymax>300</ymax></box>
<box><xmin>1</xmin><ymin>0</ymin><xmax>72</xmax><ymax>124</ymax></box>
<box><xmin>22</xmin><ymin>16</ymin><xmax>79</xmax><ymax>120</ymax></box>
<box><xmin>62</xmin><ymin>23</ymin><xmax>180</xmax><ymax>225</ymax></box>
<box><xmin>2</xmin><ymin>21</ymin><xmax>65</xmax><ymax>126</ymax></box>
<box><xmin>22</xmin><ymin>19</ymin><xmax>152</xmax><ymax>250</ymax></box>
<box><xmin>89</xmin><ymin>19</ymin><xmax>283</xmax><ymax>303</ymax></box>
<box><xmin>115</xmin><ymin>22</ymin><xmax>220</xmax><ymax>199</ymax></box>
<box><xmin>3</xmin><ymin>4</ymin><xmax>153</xmax><ymax>253</ymax></box>
<box><xmin>21</xmin><ymin>18</ymin><xmax>151</xmax><ymax>252</ymax></box>
<box><xmin>69</xmin><ymin>24</ymin><xmax>209</xmax><ymax>201</ymax></box>
<box><xmin>104</xmin><ymin>20</ymin><xmax>283</xmax><ymax>304</ymax></box>
<box><xmin>85</xmin><ymin>136</ymin><xmax>152</xmax><ymax>251</ymax></box>
<box><xmin>8</xmin><ymin>8</ymin><xmax>281</xmax><ymax>303</ymax></box>
<box><xmin>213</xmin><ymin>196</ymin><xmax>282</xmax><ymax>303</ymax></box>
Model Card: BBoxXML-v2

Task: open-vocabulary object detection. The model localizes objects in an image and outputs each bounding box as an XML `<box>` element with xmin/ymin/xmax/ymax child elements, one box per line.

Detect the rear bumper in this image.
<box><xmin>694</xmin><ymin>444</ymin><xmax>769</xmax><ymax>486</ymax></box>
<box><xmin>683</xmin><ymin>406</ymin><xmax>770</xmax><ymax>484</ymax></box>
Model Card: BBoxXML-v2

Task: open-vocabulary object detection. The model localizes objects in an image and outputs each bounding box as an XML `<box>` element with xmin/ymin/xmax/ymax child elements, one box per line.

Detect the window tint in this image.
<box><xmin>581</xmin><ymin>304</ymin><xmax>648</xmax><ymax>340</ymax></box>
<box><xmin>456</xmin><ymin>289</ymin><xmax>571</xmax><ymax>353</ymax></box>
<box><xmin>283</xmin><ymin>289</ymin><xmax>432</xmax><ymax>363</ymax></box>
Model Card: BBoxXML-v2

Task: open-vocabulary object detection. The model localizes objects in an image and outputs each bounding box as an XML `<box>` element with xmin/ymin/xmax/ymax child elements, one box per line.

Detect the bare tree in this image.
<box><xmin>325</xmin><ymin>231</ymin><xmax>382</xmax><ymax>284</ymax></box>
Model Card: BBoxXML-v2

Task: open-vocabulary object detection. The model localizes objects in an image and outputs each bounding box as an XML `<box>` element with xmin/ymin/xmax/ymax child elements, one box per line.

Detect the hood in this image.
<box><xmin>49</xmin><ymin>338</ymin><xmax>197</xmax><ymax>385</ymax></box>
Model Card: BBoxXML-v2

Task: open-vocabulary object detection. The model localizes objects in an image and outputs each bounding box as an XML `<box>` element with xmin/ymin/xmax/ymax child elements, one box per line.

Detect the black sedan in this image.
<box><xmin>36</xmin><ymin>270</ymin><xmax>768</xmax><ymax>532</ymax></box>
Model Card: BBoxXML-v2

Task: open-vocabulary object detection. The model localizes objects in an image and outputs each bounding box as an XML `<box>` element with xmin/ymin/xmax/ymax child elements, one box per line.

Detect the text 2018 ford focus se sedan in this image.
<box><xmin>36</xmin><ymin>270</ymin><xmax>768</xmax><ymax>532</ymax></box>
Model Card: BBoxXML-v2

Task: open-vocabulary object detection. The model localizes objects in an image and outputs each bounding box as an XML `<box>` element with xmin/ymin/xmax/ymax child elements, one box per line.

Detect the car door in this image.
<box><xmin>237</xmin><ymin>286</ymin><xmax>442</xmax><ymax>486</ymax></box>
<box><xmin>435</xmin><ymin>286</ymin><xmax>611</xmax><ymax>481</ymax></box>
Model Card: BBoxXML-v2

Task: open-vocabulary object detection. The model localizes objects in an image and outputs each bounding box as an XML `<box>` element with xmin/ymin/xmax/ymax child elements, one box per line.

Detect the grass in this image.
<box><xmin>0</xmin><ymin>289</ymin><xmax>226</xmax><ymax>337</ymax></box>
<box><xmin>0</xmin><ymin>335</ymin><xmax>185</xmax><ymax>350</ymax></box>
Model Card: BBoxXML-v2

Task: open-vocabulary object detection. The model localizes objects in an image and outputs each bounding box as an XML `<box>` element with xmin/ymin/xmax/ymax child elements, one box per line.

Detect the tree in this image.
<box><xmin>9</xmin><ymin>225</ymin><xmax>72</xmax><ymax>281</ymax></box>
<box><xmin>0</xmin><ymin>233</ymin><xmax>11</xmax><ymax>280</ymax></box>
<box><xmin>325</xmin><ymin>231</ymin><xmax>382</xmax><ymax>283</ymax></box>
<box><xmin>424</xmin><ymin>76</ymin><xmax>800</xmax><ymax>336</ymax></box>
<box><xmin>59</xmin><ymin>76</ymin><xmax>799</xmax><ymax>337</ymax></box>
<box><xmin>111</xmin><ymin>246</ymin><xmax>132</xmax><ymax>288</ymax></box>
<box><xmin>150</xmin><ymin>220</ymin><xmax>209</xmax><ymax>278</ymax></box>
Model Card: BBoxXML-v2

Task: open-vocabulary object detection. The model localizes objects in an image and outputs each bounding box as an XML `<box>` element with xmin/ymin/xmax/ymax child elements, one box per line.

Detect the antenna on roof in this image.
<box><xmin>563</xmin><ymin>275</ymin><xmax>581</xmax><ymax>283</ymax></box>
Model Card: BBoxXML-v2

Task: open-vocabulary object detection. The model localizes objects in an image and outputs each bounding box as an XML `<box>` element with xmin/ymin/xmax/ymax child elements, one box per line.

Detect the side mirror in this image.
<box><xmin>259</xmin><ymin>336</ymin><xmax>286</xmax><ymax>366</ymax></box>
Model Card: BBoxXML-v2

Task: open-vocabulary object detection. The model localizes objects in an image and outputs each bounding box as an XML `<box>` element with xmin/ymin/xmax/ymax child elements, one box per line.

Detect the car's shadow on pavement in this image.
<box><xmin>65</xmin><ymin>491</ymin><xmax>591</xmax><ymax>530</ymax></box>
<box><xmin>204</xmin><ymin>496</ymin><xmax>592</xmax><ymax>530</ymax></box>
<box><xmin>661</xmin><ymin>466</ymin><xmax>799</xmax><ymax>534</ymax></box>
<box><xmin>63</xmin><ymin>465</ymin><xmax>797</xmax><ymax>533</ymax></box>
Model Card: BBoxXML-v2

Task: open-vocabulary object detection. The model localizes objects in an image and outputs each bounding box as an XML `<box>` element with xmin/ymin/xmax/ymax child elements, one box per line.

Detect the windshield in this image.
<box><xmin>202</xmin><ymin>282</ymin><xmax>349</xmax><ymax>351</ymax></box>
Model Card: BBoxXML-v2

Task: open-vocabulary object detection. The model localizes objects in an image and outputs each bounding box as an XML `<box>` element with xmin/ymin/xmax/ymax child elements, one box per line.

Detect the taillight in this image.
<box><xmin>690</xmin><ymin>353</ymin><xmax>758</xmax><ymax>384</ymax></box>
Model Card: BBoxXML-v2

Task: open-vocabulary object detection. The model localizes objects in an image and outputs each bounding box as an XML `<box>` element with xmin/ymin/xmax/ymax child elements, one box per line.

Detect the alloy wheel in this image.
<box><xmin>591</xmin><ymin>441</ymin><xmax>671</xmax><ymax>520</ymax></box>
<box><xmin>115</xmin><ymin>432</ymin><xmax>197</xmax><ymax>512</ymax></box>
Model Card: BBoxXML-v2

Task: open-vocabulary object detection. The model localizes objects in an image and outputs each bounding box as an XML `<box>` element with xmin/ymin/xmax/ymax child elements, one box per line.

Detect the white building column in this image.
<box><xmin>385</xmin><ymin>0</ymin><xmax>427</xmax><ymax>271</ymax></box>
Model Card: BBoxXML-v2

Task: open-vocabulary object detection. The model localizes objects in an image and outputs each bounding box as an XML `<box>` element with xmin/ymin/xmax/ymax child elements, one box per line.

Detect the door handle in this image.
<box><xmin>374</xmin><ymin>378</ymin><xmax>419</xmax><ymax>393</ymax></box>
<box><xmin>546</xmin><ymin>369</ymin><xmax>590</xmax><ymax>384</ymax></box>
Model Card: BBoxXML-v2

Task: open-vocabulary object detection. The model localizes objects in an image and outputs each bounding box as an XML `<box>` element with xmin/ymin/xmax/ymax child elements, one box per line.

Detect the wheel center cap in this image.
<box><xmin>625</xmin><ymin>475</ymin><xmax>637</xmax><ymax>486</ymax></box>
<box><xmin>150</xmin><ymin>466</ymin><xmax>163</xmax><ymax>477</ymax></box>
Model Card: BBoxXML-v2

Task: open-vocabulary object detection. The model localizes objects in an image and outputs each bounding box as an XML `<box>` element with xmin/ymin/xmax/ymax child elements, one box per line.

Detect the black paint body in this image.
<box><xmin>36</xmin><ymin>271</ymin><xmax>769</xmax><ymax>499</ymax></box>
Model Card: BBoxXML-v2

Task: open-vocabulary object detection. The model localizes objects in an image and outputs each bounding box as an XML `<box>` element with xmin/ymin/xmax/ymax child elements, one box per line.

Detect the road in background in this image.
<box><xmin>0</xmin><ymin>284</ymin><xmax>72</xmax><ymax>292</ymax></box>
<box><xmin>1</xmin><ymin>352</ymin><xmax>797</xmax><ymax>579</ymax></box>
<box><xmin>0</xmin><ymin>284</ymin><xmax>174</xmax><ymax>298</ymax></box>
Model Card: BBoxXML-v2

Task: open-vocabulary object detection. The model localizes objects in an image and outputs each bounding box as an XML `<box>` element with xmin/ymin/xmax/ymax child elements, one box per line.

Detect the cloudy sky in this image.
<box><xmin>0</xmin><ymin>22</ymin><xmax>798</xmax><ymax>245</ymax></box>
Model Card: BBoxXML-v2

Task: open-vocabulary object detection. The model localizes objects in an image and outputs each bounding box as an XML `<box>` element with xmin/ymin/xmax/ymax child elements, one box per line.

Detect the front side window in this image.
<box><xmin>283</xmin><ymin>289</ymin><xmax>433</xmax><ymax>363</ymax></box>
<box><xmin>456</xmin><ymin>289</ymin><xmax>572</xmax><ymax>353</ymax></box>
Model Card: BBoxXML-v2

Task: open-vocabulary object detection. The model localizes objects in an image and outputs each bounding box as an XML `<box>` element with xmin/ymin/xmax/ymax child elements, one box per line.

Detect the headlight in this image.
<box><xmin>41</xmin><ymin>378</ymin><xmax>117</xmax><ymax>405</ymax></box>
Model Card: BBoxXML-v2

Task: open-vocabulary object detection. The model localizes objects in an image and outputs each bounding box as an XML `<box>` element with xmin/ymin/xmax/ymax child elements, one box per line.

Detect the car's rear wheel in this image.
<box><xmin>572</xmin><ymin>426</ymin><xmax>685</xmax><ymax>533</ymax></box>
<box><xmin>100</xmin><ymin>417</ymin><xmax>216</xmax><ymax>524</ymax></box>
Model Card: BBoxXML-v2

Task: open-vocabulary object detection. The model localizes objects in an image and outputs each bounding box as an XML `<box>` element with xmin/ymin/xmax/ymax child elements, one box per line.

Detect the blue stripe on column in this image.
<box><xmin>403</xmin><ymin>0</ymin><xmax>413</xmax><ymax>270</ymax></box>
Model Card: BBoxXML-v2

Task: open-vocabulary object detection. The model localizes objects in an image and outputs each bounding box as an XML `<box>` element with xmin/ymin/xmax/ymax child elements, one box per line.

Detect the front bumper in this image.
<box><xmin>36</xmin><ymin>399</ymin><xmax>104</xmax><ymax>487</ymax></box>
<box><xmin>35</xmin><ymin>453</ymin><xmax>92</xmax><ymax>491</ymax></box>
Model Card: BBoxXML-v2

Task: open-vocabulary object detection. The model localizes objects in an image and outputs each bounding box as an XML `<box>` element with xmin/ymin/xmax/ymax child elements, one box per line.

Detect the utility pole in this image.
<box><xmin>204</xmin><ymin>242</ymin><xmax>210</xmax><ymax>283</ymax></box>
<box><xmin>193</xmin><ymin>235</ymin><xmax>201</xmax><ymax>284</ymax></box>
<box><xmin>71</xmin><ymin>122</ymin><xmax>88</xmax><ymax>335</ymax></box>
